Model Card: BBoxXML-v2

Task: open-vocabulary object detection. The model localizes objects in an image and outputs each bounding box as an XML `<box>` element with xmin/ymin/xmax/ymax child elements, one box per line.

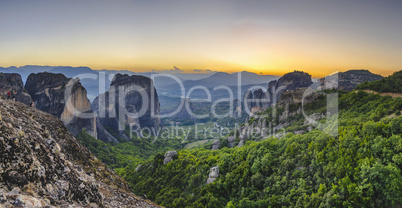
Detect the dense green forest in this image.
<box><xmin>357</xmin><ymin>70</ymin><xmax>402</xmax><ymax>93</ymax></box>
<box><xmin>76</xmin><ymin>130</ymin><xmax>184</xmax><ymax>174</ymax></box>
<box><xmin>77</xmin><ymin>73</ymin><xmax>402</xmax><ymax>207</ymax></box>
<box><xmin>123</xmin><ymin>90</ymin><xmax>402</xmax><ymax>207</ymax></box>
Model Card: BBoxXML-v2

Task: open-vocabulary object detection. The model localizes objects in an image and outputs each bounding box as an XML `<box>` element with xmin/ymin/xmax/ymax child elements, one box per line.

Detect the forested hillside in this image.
<box><xmin>124</xmin><ymin>90</ymin><xmax>402</xmax><ymax>207</ymax></box>
<box><xmin>75</xmin><ymin>73</ymin><xmax>402</xmax><ymax>207</ymax></box>
<box><xmin>357</xmin><ymin>70</ymin><xmax>402</xmax><ymax>93</ymax></box>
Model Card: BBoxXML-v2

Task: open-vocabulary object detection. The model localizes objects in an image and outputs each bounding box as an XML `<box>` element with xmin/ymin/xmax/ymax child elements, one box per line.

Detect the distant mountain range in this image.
<box><xmin>0</xmin><ymin>65</ymin><xmax>279</xmax><ymax>101</ymax></box>
<box><xmin>177</xmin><ymin>71</ymin><xmax>278</xmax><ymax>89</ymax></box>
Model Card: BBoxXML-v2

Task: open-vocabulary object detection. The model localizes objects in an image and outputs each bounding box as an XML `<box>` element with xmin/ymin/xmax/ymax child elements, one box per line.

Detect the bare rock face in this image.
<box><xmin>277</xmin><ymin>87</ymin><xmax>322</xmax><ymax>108</ymax></box>
<box><xmin>211</xmin><ymin>139</ymin><xmax>221</xmax><ymax>150</ymax></box>
<box><xmin>233</xmin><ymin>99</ymin><xmax>242</xmax><ymax>117</ymax></box>
<box><xmin>243</xmin><ymin>90</ymin><xmax>255</xmax><ymax>111</ymax></box>
<box><xmin>92</xmin><ymin>74</ymin><xmax>161</xmax><ymax>139</ymax></box>
<box><xmin>0</xmin><ymin>73</ymin><xmax>32</xmax><ymax>105</ymax></box>
<box><xmin>25</xmin><ymin>72</ymin><xmax>97</xmax><ymax>138</ymax></box>
<box><xmin>267</xmin><ymin>70</ymin><xmax>313</xmax><ymax>104</ymax></box>
<box><xmin>0</xmin><ymin>97</ymin><xmax>160</xmax><ymax>207</ymax></box>
<box><xmin>206</xmin><ymin>167</ymin><xmax>219</xmax><ymax>184</ymax></box>
<box><xmin>227</xmin><ymin>136</ymin><xmax>235</xmax><ymax>147</ymax></box>
<box><xmin>163</xmin><ymin>151</ymin><xmax>178</xmax><ymax>165</ymax></box>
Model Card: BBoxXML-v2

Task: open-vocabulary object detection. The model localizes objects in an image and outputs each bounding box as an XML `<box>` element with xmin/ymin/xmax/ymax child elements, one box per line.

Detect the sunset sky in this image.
<box><xmin>0</xmin><ymin>0</ymin><xmax>401</xmax><ymax>77</ymax></box>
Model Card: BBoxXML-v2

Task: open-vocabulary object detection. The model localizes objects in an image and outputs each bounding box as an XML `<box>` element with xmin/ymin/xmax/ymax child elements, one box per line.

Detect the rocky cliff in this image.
<box><xmin>319</xmin><ymin>69</ymin><xmax>383</xmax><ymax>91</ymax></box>
<box><xmin>25</xmin><ymin>72</ymin><xmax>97</xmax><ymax>138</ymax></box>
<box><xmin>0</xmin><ymin>97</ymin><xmax>159</xmax><ymax>207</ymax></box>
<box><xmin>91</xmin><ymin>74</ymin><xmax>161</xmax><ymax>139</ymax></box>
<box><xmin>0</xmin><ymin>73</ymin><xmax>32</xmax><ymax>105</ymax></box>
<box><xmin>267</xmin><ymin>70</ymin><xmax>313</xmax><ymax>103</ymax></box>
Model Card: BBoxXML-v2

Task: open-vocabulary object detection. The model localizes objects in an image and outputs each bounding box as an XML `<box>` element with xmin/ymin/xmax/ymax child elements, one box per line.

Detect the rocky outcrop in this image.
<box><xmin>233</xmin><ymin>99</ymin><xmax>242</xmax><ymax>117</ymax></box>
<box><xmin>234</xmin><ymin>87</ymin><xmax>322</xmax><ymax>145</ymax></box>
<box><xmin>0</xmin><ymin>73</ymin><xmax>32</xmax><ymax>105</ymax></box>
<box><xmin>211</xmin><ymin>140</ymin><xmax>221</xmax><ymax>150</ymax></box>
<box><xmin>267</xmin><ymin>70</ymin><xmax>313</xmax><ymax>104</ymax></box>
<box><xmin>163</xmin><ymin>151</ymin><xmax>178</xmax><ymax>165</ymax></box>
<box><xmin>25</xmin><ymin>72</ymin><xmax>97</xmax><ymax>139</ymax></box>
<box><xmin>206</xmin><ymin>167</ymin><xmax>219</xmax><ymax>184</ymax></box>
<box><xmin>243</xmin><ymin>89</ymin><xmax>270</xmax><ymax>112</ymax></box>
<box><xmin>242</xmin><ymin>71</ymin><xmax>312</xmax><ymax>113</ymax></box>
<box><xmin>277</xmin><ymin>87</ymin><xmax>322</xmax><ymax>108</ymax></box>
<box><xmin>173</xmin><ymin>98</ymin><xmax>194</xmax><ymax>120</ymax></box>
<box><xmin>319</xmin><ymin>69</ymin><xmax>383</xmax><ymax>91</ymax></box>
<box><xmin>92</xmin><ymin>74</ymin><xmax>161</xmax><ymax>139</ymax></box>
<box><xmin>0</xmin><ymin>97</ymin><xmax>159</xmax><ymax>207</ymax></box>
<box><xmin>243</xmin><ymin>90</ymin><xmax>254</xmax><ymax>110</ymax></box>
<box><xmin>227</xmin><ymin>136</ymin><xmax>235</xmax><ymax>147</ymax></box>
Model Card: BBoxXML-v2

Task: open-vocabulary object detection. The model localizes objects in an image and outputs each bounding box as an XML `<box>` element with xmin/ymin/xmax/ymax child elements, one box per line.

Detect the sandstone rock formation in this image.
<box><xmin>277</xmin><ymin>87</ymin><xmax>323</xmax><ymax>108</ymax></box>
<box><xmin>206</xmin><ymin>166</ymin><xmax>219</xmax><ymax>184</ymax></box>
<box><xmin>25</xmin><ymin>72</ymin><xmax>97</xmax><ymax>139</ymax></box>
<box><xmin>243</xmin><ymin>89</ymin><xmax>270</xmax><ymax>112</ymax></box>
<box><xmin>267</xmin><ymin>70</ymin><xmax>313</xmax><ymax>104</ymax></box>
<box><xmin>233</xmin><ymin>99</ymin><xmax>242</xmax><ymax>117</ymax></box>
<box><xmin>0</xmin><ymin>73</ymin><xmax>32</xmax><ymax>105</ymax></box>
<box><xmin>243</xmin><ymin>71</ymin><xmax>312</xmax><ymax>113</ymax></box>
<box><xmin>0</xmin><ymin>97</ymin><xmax>160</xmax><ymax>207</ymax></box>
<box><xmin>163</xmin><ymin>151</ymin><xmax>178</xmax><ymax>165</ymax></box>
<box><xmin>227</xmin><ymin>136</ymin><xmax>235</xmax><ymax>147</ymax></box>
<box><xmin>92</xmin><ymin>74</ymin><xmax>161</xmax><ymax>139</ymax></box>
<box><xmin>211</xmin><ymin>139</ymin><xmax>221</xmax><ymax>150</ymax></box>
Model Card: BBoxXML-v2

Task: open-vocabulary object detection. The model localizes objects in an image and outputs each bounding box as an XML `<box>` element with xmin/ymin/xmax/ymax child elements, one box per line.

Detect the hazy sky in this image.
<box><xmin>0</xmin><ymin>0</ymin><xmax>401</xmax><ymax>76</ymax></box>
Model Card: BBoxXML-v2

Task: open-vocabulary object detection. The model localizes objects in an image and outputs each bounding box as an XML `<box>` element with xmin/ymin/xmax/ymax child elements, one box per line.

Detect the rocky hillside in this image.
<box><xmin>92</xmin><ymin>74</ymin><xmax>161</xmax><ymax>139</ymax></box>
<box><xmin>319</xmin><ymin>69</ymin><xmax>383</xmax><ymax>91</ymax></box>
<box><xmin>0</xmin><ymin>97</ymin><xmax>160</xmax><ymax>207</ymax></box>
<box><xmin>267</xmin><ymin>70</ymin><xmax>313</xmax><ymax>103</ymax></box>
<box><xmin>0</xmin><ymin>73</ymin><xmax>32</xmax><ymax>105</ymax></box>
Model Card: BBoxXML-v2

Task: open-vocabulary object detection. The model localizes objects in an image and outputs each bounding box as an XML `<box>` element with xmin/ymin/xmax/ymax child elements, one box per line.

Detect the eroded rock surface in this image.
<box><xmin>0</xmin><ymin>73</ymin><xmax>32</xmax><ymax>105</ymax></box>
<box><xmin>0</xmin><ymin>97</ymin><xmax>160</xmax><ymax>207</ymax></box>
<box><xmin>92</xmin><ymin>74</ymin><xmax>161</xmax><ymax>139</ymax></box>
<box><xmin>206</xmin><ymin>167</ymin><xmax>219</xmax><ymax>184</ymax></box>
<box><xmin>163</xmin><ymin>151</ymin><xmax>178</xmax><ymax>165</ymax></box>
<box><xmin>25</xmin><ymin>72</ymin><xmax>97</xmax><ymax>139</ymax></box>
<box><xmin>211</xmin><ymin>140</ymin><xmax>221</xmax><ymax>150</ymax></box>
